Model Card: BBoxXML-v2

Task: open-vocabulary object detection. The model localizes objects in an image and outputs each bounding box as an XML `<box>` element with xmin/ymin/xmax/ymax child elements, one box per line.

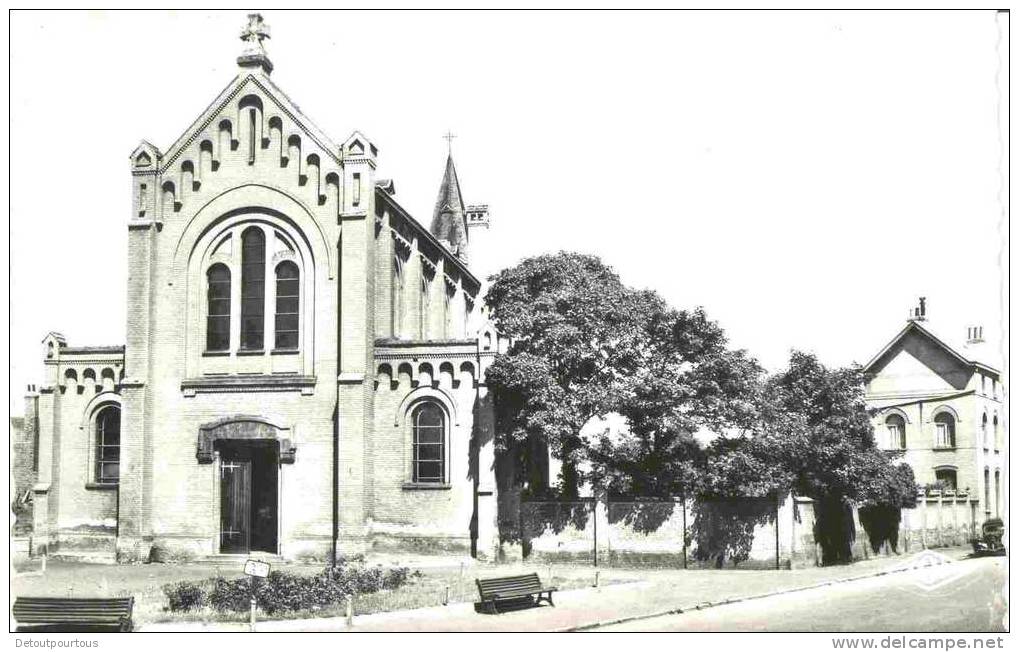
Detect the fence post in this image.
<box><xmin>443</xmin><ymin>585</ymin><xmax>450</xmax><ymax>606</ymax></box>
<box><xmin>345</xmin><ymin>594</ymin><xmax>353</xmax><ymax>627</ymax></box>
<box><xmin>775</xmin><ymin>494</ymin><xmax>781</xmax><ymax>570</ymax></box>
<box><xmin>681</xmin><ymin>492</ymin><xmax>688</xmax><ymax>570</ymax></box>
<box><xmin>592</xmin><ymin>497</ymin><xmax>598</xmax><ymax>567</ymax></box>
<box><xmin>921</xmin><ymin>493</ymin><xmax>928</xmax><ymax>549</ymax></box>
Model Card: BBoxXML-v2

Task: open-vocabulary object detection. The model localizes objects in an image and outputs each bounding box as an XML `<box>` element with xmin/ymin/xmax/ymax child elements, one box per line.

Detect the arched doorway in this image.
<box><xmin>217</xmin><ymin>440</ymin><xmax>278</xmax><ymax>553</ymax></box>
<box><xmin>197</xmin><ymin>416</ymin><xmax>296</xmax><ymax>554</ymax></box>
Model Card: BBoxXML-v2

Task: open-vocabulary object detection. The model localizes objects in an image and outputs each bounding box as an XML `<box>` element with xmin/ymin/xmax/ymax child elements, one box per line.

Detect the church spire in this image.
<box><xmin>237</xmin><ymin>13</ymin><xmax>273</xmax><ymax>75</ymax></box>
<box><xmin>431</xmin><ymin>149</ymin><xmax>469</xmax><ymax>261</ymax></box>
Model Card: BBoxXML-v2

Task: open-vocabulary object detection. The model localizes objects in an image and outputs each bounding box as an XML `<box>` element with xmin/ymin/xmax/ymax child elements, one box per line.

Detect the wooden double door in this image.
<box><xmin>219</xmin><ymin>442</ymin><xmax>279</xmax><ymax>554</ymax></box>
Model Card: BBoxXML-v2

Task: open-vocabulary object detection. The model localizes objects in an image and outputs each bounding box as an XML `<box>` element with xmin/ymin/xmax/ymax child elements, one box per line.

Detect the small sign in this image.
<box><xmin>244</xmin><ymin>559</ymin><xmax>270</xmax><ymax>578</ymax></box>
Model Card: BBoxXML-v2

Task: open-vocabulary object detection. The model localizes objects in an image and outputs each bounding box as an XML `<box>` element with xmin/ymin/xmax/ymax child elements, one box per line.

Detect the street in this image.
<box><xmin>595</xmin><ymin>556</ymin><xmax>1007</xmax><ymax>632</ymax></box>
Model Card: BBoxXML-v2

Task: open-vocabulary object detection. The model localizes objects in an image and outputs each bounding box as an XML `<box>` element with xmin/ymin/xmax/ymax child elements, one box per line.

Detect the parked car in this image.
<box><xmin>971</xmin><ymin>517</ymin><xmax>1005</xmax><ymax>556</ymax></box>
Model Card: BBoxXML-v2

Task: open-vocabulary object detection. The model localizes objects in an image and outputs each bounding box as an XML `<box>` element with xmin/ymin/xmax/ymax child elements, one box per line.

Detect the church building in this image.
<box><xmin>24</xmin><ymin>14</ymin><xmax>505</xmax><ymax>564</ymax></box>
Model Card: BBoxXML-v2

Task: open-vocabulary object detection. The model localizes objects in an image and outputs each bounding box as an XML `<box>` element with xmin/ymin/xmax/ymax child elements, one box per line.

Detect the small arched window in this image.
<box><xmin>984</xmin><ymin>468</ymin><xmax>991</xmax><ymax>512</ymax></box>
<box><xmin>982</xmin><ymin>413</ymin><xmax>989</xmax><ymax>449</ymax></box>
<box><xmin>241</xmin><ymin>227</ymin><xmax>266</xmax><ymax>350</ymax></box>
<box><xmin>412</xmin><ymin>403</ymin><xmax>445</xmax><ymax>483</ymax></box>
<box><xmin>94</xmin><ymin>405</ymin><xmax>121</xmax><ymax>485</ymax></box>
<box><xmin>994</xmin><ymin>470</ymin><xmax>1001</xmax><ymax>516</ymax></box>
<box><xmin>885</xmin><ymin>414</ymin><xmax>906</xmax><ymax>450</ymax></box>
<box><xmin>206</xmin><ymin>263</ymin><xmax>231</xmax><ymax>352</ymax></box>
<box><xmin>934</xmin><ymin>412</ymin><xmax>956</xmax><ymax>449</ymax></box>
<box><xmin>993</xmin><ymin>414</ymin><xmax>1000</xmax><ymax>450</ymax></box>
<box><xmin>274</xmin><ymin>261</ymin><xmax>300</xmax><ymax>350</ymax></box>
<box><xmin>934</xmin><ymin>468</ymin><xmax>957</xmax><ymax>491</ymax></box>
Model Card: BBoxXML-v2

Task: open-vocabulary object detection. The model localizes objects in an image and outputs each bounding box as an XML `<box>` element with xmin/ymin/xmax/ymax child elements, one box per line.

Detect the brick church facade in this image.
<box><xmin>23</xmin><ymin>15</ymin><xmax>505</xmax><ymax>564</ymax></box>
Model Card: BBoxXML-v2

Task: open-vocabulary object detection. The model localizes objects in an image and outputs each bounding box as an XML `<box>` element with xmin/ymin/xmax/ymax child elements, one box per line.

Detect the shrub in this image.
<box><xmin>163</xmin><ymin>581</ymin><xmax>206</xmax><ymax>612</ymax></box>
<box><xmin>163</xmin><ymin>563</ymin><xmax>415</xmax><ymax>616</ymax></box>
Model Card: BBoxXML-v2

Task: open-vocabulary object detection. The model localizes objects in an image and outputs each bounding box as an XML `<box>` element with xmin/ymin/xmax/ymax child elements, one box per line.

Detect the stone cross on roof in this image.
<box><xmin>237</xmin><ymin>13</ymin><xmax>273</xmax><ymax>74</ymax></box>
<box><xmin>240</xmin><ymin>13</ymin><xmax>271</xmax><ymax>50</ymax></box>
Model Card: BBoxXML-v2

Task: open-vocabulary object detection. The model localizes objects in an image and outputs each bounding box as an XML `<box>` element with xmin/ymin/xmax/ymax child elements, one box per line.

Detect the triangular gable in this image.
<box><xmin>863</xmin><ymin>320</ymin><xmax>972</xmax><ymax>374</ymax></box>
<box><xmin>159</xmin><ymin>73</ymin><xmax>341</xmax><ymax>173</ymax></box>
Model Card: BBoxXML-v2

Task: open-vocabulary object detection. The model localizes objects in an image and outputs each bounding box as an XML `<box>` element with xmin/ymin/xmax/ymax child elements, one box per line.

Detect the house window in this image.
<box><xmin>982</xmin><ymin>413</ymin><xmax>989</xmax><ymax>450</ymax></box>
<box><xmin>994</xmin><ymin>470</ymin><xmax>1001</xmax><ymax>516</ymax></box>
<box><xmin>984</xmin><ymin>468</ymin><xmax>991</xmax><ymax>512</ymax></box>
<box><xmin>934</xmin><ymin>468</ymin><xmax>957</xmax><ymax>491</ymax></box>
<box><xmin>352</xmin><ymin>172</ymin><xmax>361</xmax><ymax>207</ymax></box>
<box><xmin>412</xmin><ymin>403</ymin><xmax>445</xmax><ymax>483</ymax></box>
<box><xmin>274</xmin><ymin>261</ymin><xmax>300</xmax><ymax>350</ymax></box>
<box><xmin>94</xmin><ymin>406</ymin><xmax>121</xmax><ymax>485</ymax></box>
<box><xmin>993</xmin><ymin>414</ymin><xmax>1000</xmax><ymax>450</ymax></box>
<box><xmin>885</xmin><ymin>414</ymin><xmax>906</xmax><ymax>450</ymax></box>
<box><xmin>240</xmin><ymin>227</ymin><xmax>266</xmax><ymax>350</ymax></box>
<box><xmin>933</xmin><ymin>412</ymin><xmax>956</xmax><ymax>449</ymax></box>
<box><xmin>206</xmin><ymin>264</ymin><xmax>231</xmax><ymax>351</ymax></box>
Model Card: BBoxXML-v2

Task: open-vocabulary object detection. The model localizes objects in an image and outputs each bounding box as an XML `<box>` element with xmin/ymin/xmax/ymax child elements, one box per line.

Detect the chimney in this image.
<box><xmin>907</xmin><ymin>297</ymin><xmax>928</xmax><ymax>322</ymax></box>
<box><xmin>967</xmin><ymin>326</ymin><xmax>985</xmax><ymax>345</ymax></box>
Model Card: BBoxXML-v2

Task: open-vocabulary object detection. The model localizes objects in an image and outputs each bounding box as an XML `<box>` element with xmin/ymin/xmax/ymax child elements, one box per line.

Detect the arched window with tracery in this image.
<box><xmin>94</xmin><ymin>405</ymin><xmax>121</xmax><ymax>485</ymax></box>
<box><xmin>274</xmin><ymin>261</ymin><xmax>300</xmax><ymax>350</ymax></box>
<box><xmin>933</xmin><ymin>412</ymin><xmax>956</xmax><ymax>449</ymax></box>
<box><xmin>412</xmin><ymin>403</ymin><xmax>445</xmax><ymax>483</ymax></box>
<box><xmin>241</xmin><ymin>227</ymin><xmax>266</xmax><ymax>350</ymax></box>
<box><xmin>885</xmin><ymin>414</ymin><xmax>906</xmax><ymax>450</ymax></box>
<box><xmin>206</xmin><ymin>263</ymin><xmax>231</xmax><ymax>351</ymax></box>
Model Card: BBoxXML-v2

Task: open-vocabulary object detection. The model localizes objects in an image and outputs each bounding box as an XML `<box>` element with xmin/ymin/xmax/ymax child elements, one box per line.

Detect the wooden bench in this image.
<box><xmin>476</xmin><ymin>573</ymin><xmax>556</xmax><ymax>614</ymax></box>
<box><xmin>12</xmin><ymin>597</ymin><xmax>135</xmax><ymax>632</ymax></box>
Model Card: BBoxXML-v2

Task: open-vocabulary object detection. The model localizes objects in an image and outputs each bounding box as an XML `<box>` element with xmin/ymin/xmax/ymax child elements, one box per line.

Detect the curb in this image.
<box><xmin>558</xmin><ymin>555</ymin><xmax>960</xmax><ymax>632</ymax></box>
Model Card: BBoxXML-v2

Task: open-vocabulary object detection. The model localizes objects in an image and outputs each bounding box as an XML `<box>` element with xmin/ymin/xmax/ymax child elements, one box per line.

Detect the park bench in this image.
<box><xmin>12</xmin><ymin>597</ymin><xmax>135</xmax><ymax>632</ymax></box>
<box><xmin>476</xmin><ymin>573</ymin><xmax>556</xmax><ymax>614</ymax></box>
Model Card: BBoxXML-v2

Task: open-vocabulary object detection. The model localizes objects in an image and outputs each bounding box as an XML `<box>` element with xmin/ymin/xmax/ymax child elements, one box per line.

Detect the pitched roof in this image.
<box><xmin>430</xmin><ymin>154</ymin><xmax>468</xmax><ymax>258</ymax></box>
<box><xmin>863</xmin><ymin>319</ymin><xmax>1001</xmax><ymax>376</ymax></box>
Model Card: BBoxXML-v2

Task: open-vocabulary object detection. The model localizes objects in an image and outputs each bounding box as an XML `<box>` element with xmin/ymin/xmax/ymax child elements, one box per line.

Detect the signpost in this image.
<box><xmin>244</xmin><ymin>559</ymin><xmax>270</xmax><ymax>632</ymax></box>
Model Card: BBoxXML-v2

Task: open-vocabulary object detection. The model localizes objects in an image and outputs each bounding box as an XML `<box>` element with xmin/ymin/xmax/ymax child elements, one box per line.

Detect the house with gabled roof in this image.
<box><xmin>863</xmin><ymin>297</ymin><xmax>1005</xmax><ymax>526</ymax></box>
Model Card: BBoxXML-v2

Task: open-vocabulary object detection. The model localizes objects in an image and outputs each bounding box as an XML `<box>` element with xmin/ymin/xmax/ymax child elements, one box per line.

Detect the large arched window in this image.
<box><xmin>274</xmin><ymin>261</ymin><xmax>300</xmax><ymax>350</ymax></box>
<box><xmin>241</xmin><ymin>227</ymin><xmax>266</xmax><ymax>350</ymax></box>
<box><xmin>885</xmin><ymin>414</ymin><xmax>906</xmax><ymax>450</ymax></box>
<box><xmin>933</xmin><ymin>412</ymin><xmax>956</xmax><ymax>449</ymax></box>
<box><xmin>206</xmin><ymin>264</ymin><xmax>231</xmax><ymax>351</ymax></box>
<box><xmin>94</xmin><ymin>405</ymin><xmax>121</xmax><ymax>485</ymax></box>
<box><xmin>993</xmin><ymin>414</ymin><xmax>1000</xmax><ymax>450</ymax></box>
<box><xmin>982</xmin><ymin>413</ymin><xmax>989</xmax><ymax>449</ymax></box>
<box><xmin>412</xmin><ymin>403</ymin><xmax>445</xmax><ymax>483</ymax></box>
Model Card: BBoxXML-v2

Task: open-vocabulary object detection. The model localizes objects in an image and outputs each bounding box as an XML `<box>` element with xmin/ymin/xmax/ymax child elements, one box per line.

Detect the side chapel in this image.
<box><xmin>24</xmin><ymin>14</ymin><xmax>506</xmax><ymax>563</ymax></box>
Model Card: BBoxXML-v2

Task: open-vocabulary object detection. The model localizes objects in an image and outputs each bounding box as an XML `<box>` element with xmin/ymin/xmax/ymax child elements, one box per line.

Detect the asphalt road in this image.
<box><xmin>596</xmin><ymin>556</ymin><xmax>1007</xmax><ymax>632</ymax></box>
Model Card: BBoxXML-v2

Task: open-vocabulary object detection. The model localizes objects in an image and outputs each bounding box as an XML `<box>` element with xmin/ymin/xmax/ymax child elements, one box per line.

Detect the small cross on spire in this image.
<box><xmin>443</xmin><ymin>130</ymin><xmax>457</xmax><ymax>155</ymax></box>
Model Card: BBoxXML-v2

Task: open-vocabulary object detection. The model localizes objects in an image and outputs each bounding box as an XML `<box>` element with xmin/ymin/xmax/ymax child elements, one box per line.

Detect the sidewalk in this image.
<box><xmin>140</xmin><ymin>546</ymin><xmax>974</xmax><ymax>632</ymax></box>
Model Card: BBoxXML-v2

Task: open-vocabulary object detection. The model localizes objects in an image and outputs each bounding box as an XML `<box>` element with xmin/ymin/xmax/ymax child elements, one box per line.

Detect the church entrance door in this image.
<box><xmin>219</xmin><ymin>441</ymin><xmax>279</xmax><ymax>554</ymax></box>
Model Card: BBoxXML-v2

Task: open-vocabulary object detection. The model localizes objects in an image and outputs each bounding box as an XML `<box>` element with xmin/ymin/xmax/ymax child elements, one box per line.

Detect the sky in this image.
<box><xmin>8</xmin><ymin>10</ymin><xmax>1008</xmax><ymax>413</ymax></box>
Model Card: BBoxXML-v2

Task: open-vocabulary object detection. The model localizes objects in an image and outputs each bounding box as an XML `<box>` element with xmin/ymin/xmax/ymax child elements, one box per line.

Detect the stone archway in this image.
<box><xmin>196</xmin><ymin>416</ymin><xmax>295</xmax><ymax>554</ymax></box>
<box><xmin>196</xmin><ymin>415</ymin><xmax>296</xmax><ymax>464</ymax></box>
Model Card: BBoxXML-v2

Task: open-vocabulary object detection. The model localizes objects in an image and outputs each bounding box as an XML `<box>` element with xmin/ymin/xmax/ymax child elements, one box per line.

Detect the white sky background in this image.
<box><xmin>9</xmin><ymin>10</ymin><xmax>1007</xmax><ymax>413</ymax></box>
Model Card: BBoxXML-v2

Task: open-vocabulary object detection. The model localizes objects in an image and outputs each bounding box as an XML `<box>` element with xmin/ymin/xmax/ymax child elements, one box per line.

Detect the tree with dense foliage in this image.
<box><xmin>485</xmin><ymin>252</ymin><xmax>648</xmax><ymax>494</ymax></box>
<box><xmin>761</xmin><ymin>352</ymin><xmax>917</xmax><ymax>564</ymax></box>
